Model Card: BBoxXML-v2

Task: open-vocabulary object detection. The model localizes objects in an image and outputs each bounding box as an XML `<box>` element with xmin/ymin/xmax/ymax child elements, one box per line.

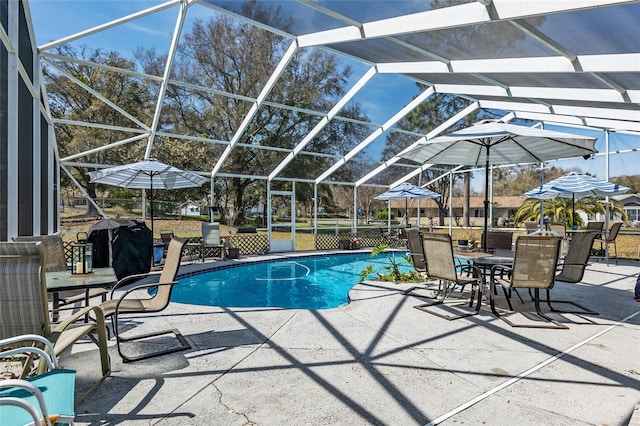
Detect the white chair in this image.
<box><xmin>201</xmin><ymin>222</ymin><xmax>226</xmax><ymax>261</ymax></box>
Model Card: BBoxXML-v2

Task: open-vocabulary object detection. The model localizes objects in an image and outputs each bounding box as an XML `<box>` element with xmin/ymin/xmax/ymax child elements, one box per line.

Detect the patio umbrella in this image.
<box><xmin>375</xmin><ymin>182</ymin><xmax>440</xmax><ymax>226</ymax></box>
<box><xmin>87</xmin><ymin>158</ymin><xmax>209</xmax><ymax>235</ymax></box>
<box><xmin>397</xmin><ymin>121</ymin><xmax>597</xmax><ymax>251</ymax></box>
<box><xmin>523</xmin><ymin>172</ymin><xmax>630</xmax><ymax>228</ymax></box>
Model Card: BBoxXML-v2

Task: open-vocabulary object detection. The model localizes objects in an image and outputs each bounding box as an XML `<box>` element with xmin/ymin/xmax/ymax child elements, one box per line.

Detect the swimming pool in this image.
<box><xmin>174</xmin><ymin>251</ymin><xmax>414</xmax><ymax>310</ymax></box>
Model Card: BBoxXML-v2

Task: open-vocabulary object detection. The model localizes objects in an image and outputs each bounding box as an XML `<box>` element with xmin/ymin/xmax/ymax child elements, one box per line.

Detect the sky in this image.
<box><xmin>29</xmin><ymin>0</ymin><xmax>640</xmax><ymax>193</ymax></box>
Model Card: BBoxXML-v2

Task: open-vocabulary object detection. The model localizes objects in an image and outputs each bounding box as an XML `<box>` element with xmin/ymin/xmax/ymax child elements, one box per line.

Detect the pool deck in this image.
<box><xmin>62</xmin><ymin>251</ymin><xmax>640</xmax><ymax>425</ymax></box>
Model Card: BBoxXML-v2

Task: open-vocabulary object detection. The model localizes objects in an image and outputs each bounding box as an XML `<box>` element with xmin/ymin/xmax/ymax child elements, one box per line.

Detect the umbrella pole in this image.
<box><xmin>572</xmin><ymin>193</ymin><xmax>576</xmax><ymax>228</ymax></box>
<box><xmin>150</xmin><ymin>176</ymin><xmax>154</xmax><ymax>237</ymax></box>
<box><xmin>482</xmin><ymin>154</ymin><xmax>490</xmax><ymax>252</ymax></box>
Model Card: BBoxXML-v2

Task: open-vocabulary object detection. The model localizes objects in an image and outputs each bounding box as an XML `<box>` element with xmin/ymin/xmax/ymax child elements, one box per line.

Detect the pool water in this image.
<box><xmin>174</xmin><ymin>252</ymin><xmax>415</xmax><ymax>310</ymax></box>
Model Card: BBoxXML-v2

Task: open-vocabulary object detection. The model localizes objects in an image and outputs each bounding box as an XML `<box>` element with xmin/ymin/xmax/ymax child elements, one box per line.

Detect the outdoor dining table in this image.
<box><xmin>46</xmin><ymin>267</ymin><xmax>117</xmax><ymax>319</ymax></box>
<box><xmin>454</xmin><ymin>248</ymin><xmax>515</xmax><ymax>302</ymax></box>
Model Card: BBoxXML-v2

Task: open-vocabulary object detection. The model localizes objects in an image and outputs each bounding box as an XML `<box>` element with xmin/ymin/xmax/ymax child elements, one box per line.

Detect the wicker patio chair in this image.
<box><xmin>489</xmin><ymin>235</ymin><xmax>566</xmax><ymax>329</ymax></box>
<box><xmin>543</xmin><ymin>231</ymin><xmax>600</xmax><ymax>315</ymax></box>
<box><xmin>413</xmin><ymin>233</ymin><xmax>483</xmax><ymax>320</ymax></box>
<box><xmin>0</xmin><ymin>242</ymin><xmax>111</xmax><ymax>401</ymax></box>
<box><xmin>99</xmin><ymin>237</ymin><xmax>191</xmax><ymax>362</ymax></box>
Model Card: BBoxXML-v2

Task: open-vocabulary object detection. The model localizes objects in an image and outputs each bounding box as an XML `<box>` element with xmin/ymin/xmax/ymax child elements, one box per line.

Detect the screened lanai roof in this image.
<box><xmin>30</xmin><ymin>0</ymin><xmax>640</xmax><ymax>190</ymax></box>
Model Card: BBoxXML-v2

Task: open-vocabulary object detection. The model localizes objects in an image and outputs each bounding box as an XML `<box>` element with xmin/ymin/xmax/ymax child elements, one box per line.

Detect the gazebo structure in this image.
<box><xmin>1</xmin><ymin>1</ymin><xmax>639</xmax><ymax>247</ymax></box>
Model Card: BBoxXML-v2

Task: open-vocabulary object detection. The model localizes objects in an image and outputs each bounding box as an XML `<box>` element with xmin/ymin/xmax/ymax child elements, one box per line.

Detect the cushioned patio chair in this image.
<box><xmin>12</xmin><ymin>234</ymin><xmax>108</xmax><ymax>315</ymax></box>
<box><xmin>0</xmin><ymin>242</ymin><xmax>110</xmax><ymax>402</ymax></box>
<box><xmin>594</xmin><ymin>221</ymin><xmax>622</xmax><ymax>265</ymax></box>
<box><xmin>99</xmin><ymin>237</ymin><xmax>191</xmax><ymax>362</ymax></box>
<box><xmin>413</xmin><ymin>233</ymin><xmax>483</xmax><ymax>320</ymax></box>
<box><xmin>490</xmin><ymin>235</ymin><xmax>566</xmax><ymax>329</ymax></box>
<box><xmin>543</xmin><ymin>231</ymin><xmax>600</xmax><ymax>315</ymax></box>
<box><xmin>0</xmin><ymin>334</ymin><xmax>75</xmax><ymax>426</ymax></box>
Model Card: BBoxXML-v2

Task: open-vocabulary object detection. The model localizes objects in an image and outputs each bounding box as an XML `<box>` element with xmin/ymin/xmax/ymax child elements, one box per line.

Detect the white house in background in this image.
<box><xmin>180</xmin><ymin>200</ymin><xmax>202</xmax><ymax>217</ymax></box>
<box><xmin>612</xmin><ymin>194</ymin><xmax>640</xmax><ymax>226</ymax></box>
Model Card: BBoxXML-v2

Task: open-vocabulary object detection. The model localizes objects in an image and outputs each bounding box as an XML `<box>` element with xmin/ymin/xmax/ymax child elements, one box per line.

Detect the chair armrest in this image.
<box><xmin>113</xmin><ymin>280</ymin><xmax>179</xmax><ymax>315</ymax></box>
<box><xmin>0</xmin><ymin>380</ymin><xmax>52</xmax><ymax>426</ymax></box>
<box><xmin>109</xmin><ymin>271</ymin><xmax>162</xmax><ymax>298</ymax></box>
<box><xmin>490</xmin><ymin>264</ymin><xmax>513</xmax><ymax>281</ymax></box>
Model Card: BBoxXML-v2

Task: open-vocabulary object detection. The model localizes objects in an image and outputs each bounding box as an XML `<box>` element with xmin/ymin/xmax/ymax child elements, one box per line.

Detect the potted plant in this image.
<box><xmin>457</xmin><ymin>229</ymin><xmax>476</xmax><ymax>248</ymax></box>
<box><xmin>225</xmin><ymin>239</ymin><xmax>240</xmax><ymax>259</ymax></box>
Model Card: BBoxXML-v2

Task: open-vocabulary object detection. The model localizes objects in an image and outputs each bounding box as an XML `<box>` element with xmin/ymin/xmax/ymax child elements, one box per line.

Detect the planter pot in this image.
<box><xmin>339</xmin><ymin>240</ymin><xmax>351</xmax><ymax>250</ymax></box>
<box><xmin>226</xmin><ymin>247</ymin><xmax>240</xmax><ymax>259</ymax></box>
<box><xmin>457</xmin><ymin>239</ymin><xmax>469</xmax><ymax>247</ymax></box>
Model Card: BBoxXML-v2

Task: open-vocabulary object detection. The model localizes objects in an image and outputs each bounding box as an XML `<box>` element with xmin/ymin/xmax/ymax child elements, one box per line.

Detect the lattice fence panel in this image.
<box><xmin>226</xmin><ymin>235</ymin><xmax>269</xmax><ymax>255</ymax></box>
<box><xmin>314</xmin><ymin>232</ymin><xmax>388</xmax><ymax>250</ymax></box>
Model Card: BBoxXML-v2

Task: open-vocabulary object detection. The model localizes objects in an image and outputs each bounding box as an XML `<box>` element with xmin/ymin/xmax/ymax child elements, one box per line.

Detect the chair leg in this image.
<box><xmin>413</xmin><ymin>281</ymin><xmax>480</xmax><ymax>321</ymax></box>
<box><xmin>544</xmin><ymin>288</ymin><xmax>599</xmax><ymax>315</ymax></box>
<box><xmin>113</xmin><ymin>312</ymin><xmax>191</xmax><ymax>363</ymax></box>
<box><xmin>491</xmin><ymin>286</ymin><xmax>568</xmax><ymax>329</ymax></box>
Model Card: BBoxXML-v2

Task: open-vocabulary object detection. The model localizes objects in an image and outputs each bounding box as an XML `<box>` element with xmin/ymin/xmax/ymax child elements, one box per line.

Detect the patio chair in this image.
<box><xmin>12</xmin><ymin>234</ymin><xmax>108</xmax><ymax>315</ymax></box>
<box><xmin>593</xmin><ymin>222</ymin><xmax>622</xmax><ymax>265</ymax></box>
<box><xmin>586</xmin><ymin>221</ymin><xmax>604</xmax><ymax>235</ymax></box>
<box><xmin>404</xmin><ymin>228</ymin><xmax>426</xmax><ymax>274</ymax></box>
<box><xmin>200</xmin><ymin>222</ymin><xmax>226</xmax><ymax>261</ymax></box>
<box><xmin>548</xmin><ymin>222</ymin><xmax>568</xmax><ymax>254</ymax></box>
<box><xmin>159</xmin><ymin>229</ymin><xmax>174</xmax><ymax>257</ymax></box>
<box><xmin>489</xmin><ymin>235</ymin><xmax>566</xmax><ymax>329</ymax></box>
<box><xmin>482</xmin><ymin>231</ymin><xmax>513</xmax><ymax>250</ymax></box>
<box><xmin>0</xmin><ymin>334</ymin><xmax>75</xmax><ymax>426</ymax></box>
<box><xmin>524</xmin><ymin>221</ymin><xmax>538</xmax><ymax>234</ymax></box>
<box><xmin>99</xmin><ymin>237</ymin><xmax>191</xmax><ymax>362</ymax></box>
<box><xmin>543</xmin><ymin>231</ymin><xmax>600</xmax><ymax>315</ymax></box>
<box><xmin>413</xmin><ymin>233</ymin><xmax>483</xmax><ymax>320</ymax></box>
<box><xmin>0</xmin><ymin>242</ymin><xmax>111</xmax><ymax>401</ymax></box>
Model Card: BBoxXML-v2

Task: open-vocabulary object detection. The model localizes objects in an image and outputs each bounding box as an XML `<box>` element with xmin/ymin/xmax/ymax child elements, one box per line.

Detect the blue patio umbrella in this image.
<box><xmin>524</xmin><ymin>172</ymin><xmax>630</xmax><ymax>228</ymax></box>
<box><xmin>375</xmin><ymin>183</ymin><xmax>440</xmax><ymax>226</ymax></box>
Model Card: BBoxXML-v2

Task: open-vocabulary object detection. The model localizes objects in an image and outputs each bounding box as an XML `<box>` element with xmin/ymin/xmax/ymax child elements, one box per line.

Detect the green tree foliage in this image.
<box><xmin>138</xmin><ymin>9</ymin><xmax>369</xmax><ymax>225</ymax></box>
<box><xmin>44</xmin><ymin>46</ymin><xmax>156</xmax><ymax>214</ymax></box>
<box><xmin>513</xmin><ymin>197</ymin><xmax>627</xmax><ymax>228</ymax></box>
<box><xmin>611</xmin><ymin>175</ymin><xmax>640</xmax><ymax>194</ymax></box>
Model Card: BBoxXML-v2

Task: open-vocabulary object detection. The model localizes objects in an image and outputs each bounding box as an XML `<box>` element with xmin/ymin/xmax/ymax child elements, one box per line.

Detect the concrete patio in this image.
<box><xmin>63</xmin><ymin>254</ymin><xmax>640</xmax><ymax>425</ymax></box>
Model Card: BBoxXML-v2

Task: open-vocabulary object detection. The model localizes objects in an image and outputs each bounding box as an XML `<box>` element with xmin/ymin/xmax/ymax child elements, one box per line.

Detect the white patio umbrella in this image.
<box><xmin>375</xmin><ymin>182</ymin><xmax>440</xmax><ymax>226</ymax></box>
<box><xmin>524</xmin><ymin>172</ymin><xmax>630</xmax><ymax>228</ymax></box>
<box><xmin>397</xmin><ymin>121</ymin><xmax>597</xmax><ymax>251</ymax></box>
<box><xmin>87</xmin><ymin>158</ymin><xmax>209</xmax><ymax>235</ymax></box>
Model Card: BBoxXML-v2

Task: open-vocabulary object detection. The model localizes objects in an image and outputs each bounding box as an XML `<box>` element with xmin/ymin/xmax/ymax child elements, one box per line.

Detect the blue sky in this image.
<box><xmin>30</xmin><ymin>0</ymin><xmax>640</xmax><ymax>192</ymax></box>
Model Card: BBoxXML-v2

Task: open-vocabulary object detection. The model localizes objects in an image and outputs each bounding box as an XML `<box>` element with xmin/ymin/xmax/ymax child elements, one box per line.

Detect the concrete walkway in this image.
<box><xmin>63</xmin><ymin>254</ymin><xmax>640</xmax><ymax>425</ymax></box>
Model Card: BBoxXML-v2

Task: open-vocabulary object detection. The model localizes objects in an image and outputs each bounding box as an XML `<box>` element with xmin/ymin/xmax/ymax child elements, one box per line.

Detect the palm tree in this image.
<box><xmin>513</xmin><ymin>197</ymin><xmax>627</xmax><ymax>228</ymax></box>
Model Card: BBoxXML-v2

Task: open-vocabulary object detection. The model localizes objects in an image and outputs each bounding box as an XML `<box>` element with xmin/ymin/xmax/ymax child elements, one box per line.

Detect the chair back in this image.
<box><xmin>548</xmin><ymin>222</ymin><xmax>566</xmax><ymax>238</ymax></box>
<box><xmin>159</xmin><ymin>230</ymin><xmax>174</xmax><ymax>244</ymax></box>
<box><xmin>421</xmin><ymin>233</ymin><xmax>457</xmax><ymax>282</ymax></box>
<box><xmin>510</xmin><ymin>236</ymin><xmax>560</xmax><ymax>289</ymax></box>
<box><xmin>555</xmin><ymin>231</ymin><xmax>598</xmax><ymax>283</ymax></box>
<box><xmin>0</xmin><ymin>242</ymin><xmax>50</xmax><ymax>339</ymax></box>
<box><xmin>12</xmin><ymin>234</ymin><xmax>67</xmax><ymax>272</ymax></box>
<box><xmin>202</xmin><ymin>222</ymin><xmax>222</xmax><ymax>247</ymax></box>
<box><xmin>404</xmin><ymin>228</ymin><xmax>426</xmax><ymax>273</ymax></box>
<box><xmin>146</xmin><ymin>238</ymin><xmax>188</xmax><ymax>312</ymax></box>
<box><xmin>524</xmin><ymin>221</ymin><xmax>538</xmax><ymax>234</ymax></box>
<box><xmin>482</xmin><ymin>231</ymin><xmax>513</xmax><ymax>250</ymax></box>
<box><xmin>606</xmin><ymin>222</ymin><xmax>622</xmax><ymax>241</ymax></box>
<box><xmin>586</xmin><ymin>221</ymin><xmax>604</xmax><ymax>231</ymax></box>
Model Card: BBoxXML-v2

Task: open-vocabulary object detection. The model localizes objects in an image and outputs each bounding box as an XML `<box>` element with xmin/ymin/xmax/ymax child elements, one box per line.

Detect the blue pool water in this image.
<box><xmin>173</xmin><ymin>252</ymin><xmax>414</xmax><ymax>310</ymax></box>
